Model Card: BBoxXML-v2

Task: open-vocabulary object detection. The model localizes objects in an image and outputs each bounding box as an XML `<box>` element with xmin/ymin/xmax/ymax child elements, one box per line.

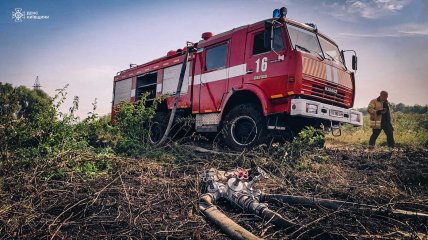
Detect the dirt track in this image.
<box><xmin>1</xmin><ymin>144</ymin><xmax>427</xmax><ymax>239</ymax></box>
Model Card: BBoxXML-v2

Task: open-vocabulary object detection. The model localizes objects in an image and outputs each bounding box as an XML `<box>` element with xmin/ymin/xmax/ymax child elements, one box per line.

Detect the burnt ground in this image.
<box><xmin>0</xmin><ymin>144</ymin><xmax>427</xmax><ymax>239</ymax></box>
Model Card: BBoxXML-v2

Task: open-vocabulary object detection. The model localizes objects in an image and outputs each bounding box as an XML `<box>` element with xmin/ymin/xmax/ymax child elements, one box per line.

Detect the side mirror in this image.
<box><xmin>264</xmin><ymin>21</ymin><xmax>273</xmax><ymax>51</ymax></box>
<box><xmin>352</xmin><ymin>55</ymin><xmax>358</xmax><ymax>70</ymax></box>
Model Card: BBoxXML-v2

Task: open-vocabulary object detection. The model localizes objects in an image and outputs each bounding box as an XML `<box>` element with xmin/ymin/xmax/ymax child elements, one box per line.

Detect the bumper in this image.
<box><xmin>290</xmin><ymin>99</ymin><xmax>363</xmax><ymax>126</ymax></box>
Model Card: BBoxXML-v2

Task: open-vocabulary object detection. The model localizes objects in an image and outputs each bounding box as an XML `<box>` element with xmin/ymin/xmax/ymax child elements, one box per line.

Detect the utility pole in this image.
<box><xmin>33</xmin><ymin>76</ymin><xmax>41</xmax><ymax>90</ymax></box>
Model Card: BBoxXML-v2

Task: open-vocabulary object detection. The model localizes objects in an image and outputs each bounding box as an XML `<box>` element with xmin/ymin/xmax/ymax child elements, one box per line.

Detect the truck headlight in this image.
<box><xmin>351</xmin><ymin>113</ymin><xmax>360</xmax><ymax>123</ymax></box>
<box><xmin>306</xmin><ymin>103</ymin><xmax>318</xmax><ymax>114</ymax></box>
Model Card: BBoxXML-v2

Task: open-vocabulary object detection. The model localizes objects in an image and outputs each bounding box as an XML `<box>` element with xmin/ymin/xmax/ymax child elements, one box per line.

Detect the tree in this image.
<box><xmin>0</xmin><ymin>83</ymin><xmax>55</xmax><ymax>162</ymax></box>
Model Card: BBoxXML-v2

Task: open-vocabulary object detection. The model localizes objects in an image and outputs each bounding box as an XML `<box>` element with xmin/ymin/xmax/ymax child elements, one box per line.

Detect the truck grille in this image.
<box><xmin>311</xmin><ymin>85</ymin><xmax>345</xmax><ymax>104</ymax></box>
<box><xmin>301</xmin><ymin>78</ymin><xmax>352</xmax><ymax>107</ymax></box>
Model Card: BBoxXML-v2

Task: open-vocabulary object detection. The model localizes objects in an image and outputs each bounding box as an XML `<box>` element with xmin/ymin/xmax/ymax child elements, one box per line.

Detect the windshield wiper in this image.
<box><xmin>295</xmin><ymin>44</ymin><xmax>310</xmax><ymax>53</ymax></box>
<box><xmin>295</xmin><ymin>44</ymin><xmax>325</xmax><ymax>60</ymax></box>
<box><xmin>324</xmin><ymin>52</ymin><xmax>335</xmax><ymax>61</ymax></box>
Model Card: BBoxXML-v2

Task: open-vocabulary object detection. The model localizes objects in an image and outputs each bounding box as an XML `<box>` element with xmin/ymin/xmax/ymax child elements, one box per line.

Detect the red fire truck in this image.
<box><xmin>112</xmin><ymin>7</ymin><xmax>363</xmax><ymax>150</ymax></box>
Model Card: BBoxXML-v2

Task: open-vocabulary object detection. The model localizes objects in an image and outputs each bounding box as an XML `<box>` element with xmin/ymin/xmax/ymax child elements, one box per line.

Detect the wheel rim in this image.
<box><xmin>149</xmin><ymin>122</ymin><xmax>163</xmax><ymax>144</ymax></box>
<box><xmin>230</xmin><ymin>116</ymin><xmax>258</xmax><ymax>146</ymax></box>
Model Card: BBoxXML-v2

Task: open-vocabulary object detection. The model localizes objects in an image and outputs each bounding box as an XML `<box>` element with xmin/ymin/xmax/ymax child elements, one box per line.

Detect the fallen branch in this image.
<box><xmin>183</xmin><ymin>145</ymin><xmax>240</xmax><ymax>156</ymax></box>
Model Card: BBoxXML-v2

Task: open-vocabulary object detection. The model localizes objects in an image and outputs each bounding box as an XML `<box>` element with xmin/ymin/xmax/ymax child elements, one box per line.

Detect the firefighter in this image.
<box><xmin>367</xmin><ymin>91</ymin><xmax>395</xmax><ymax>148</ymax></box>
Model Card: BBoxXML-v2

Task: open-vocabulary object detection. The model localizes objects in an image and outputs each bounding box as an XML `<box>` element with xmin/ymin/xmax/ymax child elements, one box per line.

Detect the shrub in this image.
<box><xmin>276</xmin><ymin>126</ymin><xmax>325</xmax><ymax>165</ymax></box>
<box><xmin>113</xmin><ymin>96</ymin><xmax>161</xmax><ymax>157</ymax></box>
<box><xmin>0</xmin><ymin>83</ymin><xmax>57</xmax><ymax>163</ymax></box>
<box><xmin>0</xmin><ymin>84</ymin><xmax>96</xmax><ymax>165</ymax></box>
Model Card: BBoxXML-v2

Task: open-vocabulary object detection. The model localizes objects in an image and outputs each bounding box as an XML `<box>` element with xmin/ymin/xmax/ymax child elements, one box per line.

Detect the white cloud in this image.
<box><xmin>339</xmin><ymin>23</ymin><xmax>428</xmax><ymax>38</ymax></box>
<box><xmin>398</xmin><ymin>24</ymin><xmax>428</xmax><ymax>36</ymax></box>
<box><xmin>325</xmin><ymin>0</ymin><xmax>412</xmax><ymax>20</ymax></box>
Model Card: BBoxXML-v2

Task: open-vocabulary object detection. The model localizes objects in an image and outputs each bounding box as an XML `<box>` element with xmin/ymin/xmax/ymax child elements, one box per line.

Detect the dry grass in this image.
<box><xmin>0</xmin><ymin>144</ymin><xmax>427</xmax><ymax>239</ymax></box>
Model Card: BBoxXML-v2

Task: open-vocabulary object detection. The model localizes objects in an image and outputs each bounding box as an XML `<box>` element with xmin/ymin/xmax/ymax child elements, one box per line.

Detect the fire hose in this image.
<box><xmin>199</xmin><ymin>194</ymin><xmax>262</xmax><ymax>240</ymax></box>
<box><xmin>199</xmin><ymin>167</ymin><xmax>297</xmax><ymax>240</ymax></box>
<box><xmin>260</xmin><ymin>194</ymin><xmax>428</xmax><ymax>220</ymax></box>
<box><xmin>199</xmin><ymin>167</ymin><xmax>428</xmax><ymax>240</ymax></box>
<box><xmin>154</xmin><ymin>42</ymin><xmax>195</xmax><ymax>147</ymax></box>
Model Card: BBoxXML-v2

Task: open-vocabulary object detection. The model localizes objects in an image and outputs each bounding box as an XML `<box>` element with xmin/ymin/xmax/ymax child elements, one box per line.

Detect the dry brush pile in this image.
<box><xmin>1</xmin><ymin>144</ymin><xmax>427</xmax><ymax>239</ymax></box>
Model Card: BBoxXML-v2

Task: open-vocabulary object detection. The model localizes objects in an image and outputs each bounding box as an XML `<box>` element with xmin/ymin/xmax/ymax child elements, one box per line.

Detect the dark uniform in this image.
<box><xmin>368</xmin><ymin>97</ymin><xmax>395</xmax><ymax>147</ymax></box>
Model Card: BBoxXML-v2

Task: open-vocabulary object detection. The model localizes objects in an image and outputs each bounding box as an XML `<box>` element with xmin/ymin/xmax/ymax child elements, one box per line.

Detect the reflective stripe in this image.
<box><xmin>370</xmin><ymin>120</ymin><xmax>381</xmax><ymax>128</ymax></box>
<box><xmin>333</xmin><ymin>67</ymin><xmax>339</xmax><ymax>84</ymax></box>
<box><xmin>325</xmin><ymin>64</ymin><xmax>339</xmax><ymax>83</ymax></box>
<box><xmin>228</xmin><ymin>64</ymin><xmax>247</xmax><ymax>78</ymax></box>
<box><xmin>326</xmin><ymin>65</ymin><xmax>332</xmax><ymax>82</ymax></box>
<box><xmin>193</xmin><ymin>64</ymin><xmax>247</xmax><ymax>85</ymax></box>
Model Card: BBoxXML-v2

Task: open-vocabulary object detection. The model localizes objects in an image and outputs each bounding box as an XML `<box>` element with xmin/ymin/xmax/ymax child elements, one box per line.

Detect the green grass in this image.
<box><xmin>327</xmin><ymin>113</ymin><xmax>428</xmax><ymax>147</ymax></box>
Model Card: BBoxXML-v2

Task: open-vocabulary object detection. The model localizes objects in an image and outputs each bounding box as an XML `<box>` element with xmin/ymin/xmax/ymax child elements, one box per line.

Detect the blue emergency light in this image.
<box><xmin>273</xmin><ymin>7</ymin><xmax>287</xmax><ymax>18</ymax></box>
<box><xmin>273</xmin><ymin>9</ymin><xmax>281</xmax><ymax>18</ymax></box>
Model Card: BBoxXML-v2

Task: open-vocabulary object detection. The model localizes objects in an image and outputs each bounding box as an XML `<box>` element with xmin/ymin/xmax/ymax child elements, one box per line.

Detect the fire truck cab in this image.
<box><xmin>112</xmin><ymin>8</ymin><xmax>363</xmax><ymax>150</ymax></box>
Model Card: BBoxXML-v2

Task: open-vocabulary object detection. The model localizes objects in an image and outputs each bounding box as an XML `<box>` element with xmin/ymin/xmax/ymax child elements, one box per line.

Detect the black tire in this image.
<box><xmin>148</xmin><ymin>112</ymin><xmax>168</xmax><ymax>144</ymax></box>
<box><xmin>222</xmin><ymin>104</ymin><xmax>265</xmax><ymax>150</ymax></box>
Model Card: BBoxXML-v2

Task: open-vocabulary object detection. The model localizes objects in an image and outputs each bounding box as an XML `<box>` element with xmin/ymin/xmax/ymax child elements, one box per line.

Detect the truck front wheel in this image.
<box><xmin>222</xmin><ymin>104</ymin><xmax>265</xmax><ymax>150</ymax></box>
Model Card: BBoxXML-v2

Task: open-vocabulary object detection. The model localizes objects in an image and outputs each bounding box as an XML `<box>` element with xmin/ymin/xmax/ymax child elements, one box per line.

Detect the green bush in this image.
<box><xmin>276</xmin><ymin>126</ymin><xmax>325</xmax><ymax>165</ymax></box>
<box><xmin>113</xmin><ymin>96</ymin><xmax>160</xmax><ymax>157</ymax></box>
<box><xmin>0</xmin><ymin>83</ymin><xmax>173</xmax><ymax>183</ymax></box>
<box><xmin>0</xmin><ymin>83</ymin><xmax>59</xmax><ymax>163</ymax></box>
<box><xmin>1</xmin><ymin>83</ymin><xmax>168</xmax><ymax>165</ymax></box>
<box><xmin>72</xmin><ymin>159</ymin><xmax>112</xmax><ymax>177</ymax></box>
<box><xmin>0</xmin><ymin>84</ymin><xmax>106</xmax><ymax>167</ymax></box>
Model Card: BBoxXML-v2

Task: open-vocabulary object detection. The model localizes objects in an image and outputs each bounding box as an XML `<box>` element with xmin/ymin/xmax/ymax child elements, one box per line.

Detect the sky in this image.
<box><xmin>1</xmin><ymin>0</ymin><xmax>427</xmax><ymax>118</ymax></box>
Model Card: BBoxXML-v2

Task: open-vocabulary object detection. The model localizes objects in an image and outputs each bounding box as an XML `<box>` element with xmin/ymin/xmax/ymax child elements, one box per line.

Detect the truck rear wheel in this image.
<box><xmin>222</xmin><ymin>104</ymin><xmax>265</xmax><ymax>150</ymax></box>
<box><xmin>148</xmin><ymin>112</ymin><xmax>167</xmax><ymax>144</ymax></box>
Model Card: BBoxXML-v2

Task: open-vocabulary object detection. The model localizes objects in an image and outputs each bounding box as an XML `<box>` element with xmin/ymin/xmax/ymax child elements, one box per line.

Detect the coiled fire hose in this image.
<box><xmin>199</xmin><ymin>167</ymin><xmax>428</xmax><ymax>240</ymax></box>
<box><xmin>199</xmin><ymin>168</ymin><xmax>297</xmax><ymax>240</ymax></box>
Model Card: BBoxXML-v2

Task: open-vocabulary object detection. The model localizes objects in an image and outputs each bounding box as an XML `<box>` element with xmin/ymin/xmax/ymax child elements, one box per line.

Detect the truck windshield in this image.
<box><xmin>318</xmin><ymin>36</ymin><xmax>342</xmax><ymax>63</ymax></box>
<box><xmin>287</xmin><ymin>24</ymin><xmax>322</xmax><ymax>57</ymax></box>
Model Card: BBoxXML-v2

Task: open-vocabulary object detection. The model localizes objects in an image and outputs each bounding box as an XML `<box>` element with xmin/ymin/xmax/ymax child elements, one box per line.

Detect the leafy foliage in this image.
<box><xmin>0</xmin><ymin>83</ymin><xmax>57</xmax><ymax>162</ymax></box>
<box><xmin>394</xmin><ymin>103</ymin><xmax>428</xmax><ymax>114</ymax></box>
<box><xmin>0</xmin><ymin>83</ymin><xmax>161</xmax><ymax>172</ymax></box>
<box><xmin>113</xmin><ymin>96</ymin><xmax>160</xmax><ymax>156</ymax></box>
<box><xmin>357</xmin><ymin>102</ymin><xmax>428</xmax><ymax>115</ymax></box>
<box><xmin>276</xmin><ymin>126</ymin><xmax>325</xmax><ymax>165</ymax></box>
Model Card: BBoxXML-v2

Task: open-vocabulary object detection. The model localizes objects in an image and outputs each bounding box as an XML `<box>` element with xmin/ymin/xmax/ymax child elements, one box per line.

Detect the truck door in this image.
<box><xmin>243</xmin><ymin>27</ymin><xmax>287</xmax><ymax>101</ymax></box>
<box><xmin>197</xmin><ymin>41</ymin><xmax>229</xmax><ymax>113</ymax></box>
